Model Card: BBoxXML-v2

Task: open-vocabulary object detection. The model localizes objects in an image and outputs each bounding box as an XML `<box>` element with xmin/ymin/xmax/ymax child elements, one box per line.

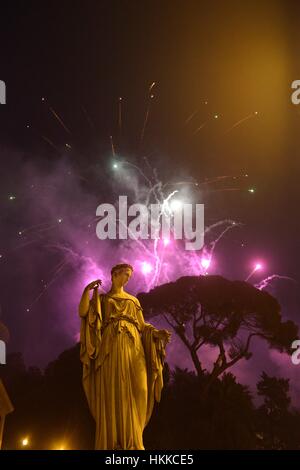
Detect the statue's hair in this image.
<box><xmin>111</xmin><ymin>263</ymin><xmax>133</xmax><ymax>277</ymax></box>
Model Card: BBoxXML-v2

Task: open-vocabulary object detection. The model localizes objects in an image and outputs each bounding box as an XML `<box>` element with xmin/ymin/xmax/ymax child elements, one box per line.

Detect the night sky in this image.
<box><xmin>0</xmin><ymin>1</ymin><xmax>299</xmax><ymax>402</ymax></box>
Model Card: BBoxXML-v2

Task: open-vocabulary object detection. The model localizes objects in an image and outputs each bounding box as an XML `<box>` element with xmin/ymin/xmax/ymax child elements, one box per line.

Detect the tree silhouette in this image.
<box><xmin>255</xmin><ymin>372</ymin><xmax>300</xmax><ymax>449</ymax></box>
<box><xmin>257</xmin><ymin>372</ymin><xmax>291</xmax><ymax>415</ymax></box>
<box><xmin>256</xmin><ymin>372</ymin><xmax>291</xmax><ymax>449</ymax></box>
<box><xmin>138</xmin><ymin>275</ymin><xmax>298</xmax><ymax>386</ymax></box>
<box><xmin>144</xmin><ymin>367</ymin><xmax>256</xmax><ymax>449</ymax></box>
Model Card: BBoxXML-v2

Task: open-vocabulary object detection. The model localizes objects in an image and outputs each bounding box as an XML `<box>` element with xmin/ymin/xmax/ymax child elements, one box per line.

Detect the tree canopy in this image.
<box><xmin>138</xmin><ymin>275</ymin><xmax>298</xmax><ymax>381</ymax></box>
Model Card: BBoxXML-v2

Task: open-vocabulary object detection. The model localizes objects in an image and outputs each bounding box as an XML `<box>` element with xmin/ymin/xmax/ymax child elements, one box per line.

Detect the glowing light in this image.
<box><xmin>112</xmin><ymin>162</ymin><xmax>118</xmax><ymax>170</ymax></box>
<box><xmin>170</xmin><ymin>199</ymin><xmax>183</xmax><ymax>211</ymax></box>
<box><xmin>201</xmin><ymin>258</ymin><xmax>211</xmax><ymax>270</ymax></box>
<box><xmin>57</xmin><ymin>218</ymin><xmax>63</xmax><ymax>223</ymax></box>
<box><xmin>248</xmin><ymin>188</ymin><xmax>255</xmax><ymax>193</ymax></box>
<box><xmin>52</xmin><ymin>441</ymin><xmax>68</xmax><ymax>450</ymax></box>
<box><xmin>21</xmin><ymin>437</ymin><xmax>29</xmax><ymax>447</ymax></box>
<box><xmin>245</xmin><ymin>261</ymin><xmax>264</xmax><ymax>281</ymax></box>
<box><xmin>141</xmin><ymin>261</ymin><xmax>153</xmax><ymax>275</ymax></box>
<box><xmin>18</xmin><ymin>231</ymin><xmax>22</xmax><ymax>235</ymax></box>
<box><xmin>163</xmin><ymin>238</ymin><xmax>170</xmax><ymax>247</ymax></box>
<box><xmin>9</xmin><ymin>195</ymin><xmax>16</xmax><ymax>200</ymax></box>
<box><xmin>214</xmin><ymin>114</ymin><xmax>219</xmax><ymax>119</ymax></box>
<box><xmin>254</xmin><ymin>111</ymin><xmax>258</xmax><ymax>115</ymax></box>
<box><xmin>149</xmin><ymin>82</ymin><xmax>156</xmax><ymax>92</ymax></box>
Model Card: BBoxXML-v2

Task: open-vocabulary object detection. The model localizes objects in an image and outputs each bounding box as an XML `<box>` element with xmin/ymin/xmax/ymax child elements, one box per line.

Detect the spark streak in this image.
<box><xmin>49</xmin><ymin>106</ymin><xmax>72</xmax><ymax>135</ymax></box>
<box><xmin>118</xmin><ymin>97</ymin><xmax>123</xmax><ymax>134</ymax></box>
<box><xmin>223</xmin><ymin>112</ymin><xmax>257</xmax><ymax>135</ymax></box>
<box><xmin>41</xmin><ymin>135</ymin><xmax>61</xmax><ymax>153</ymax></box>
<box><xmin>110</xmin><ymin>135</ymin><xmax>116</xmax><ymax>157</ymax></box>
<box><xmin>140</xmin><ymin>84</ymin><xmax>156</xmax><ymax>144</ymax></box>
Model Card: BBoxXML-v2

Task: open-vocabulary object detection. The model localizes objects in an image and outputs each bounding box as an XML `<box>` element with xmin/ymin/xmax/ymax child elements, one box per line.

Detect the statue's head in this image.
<box><xmin>111</xmin><ymin>263</ymin><xmax>133</xmax><ymax>287</ymax></box>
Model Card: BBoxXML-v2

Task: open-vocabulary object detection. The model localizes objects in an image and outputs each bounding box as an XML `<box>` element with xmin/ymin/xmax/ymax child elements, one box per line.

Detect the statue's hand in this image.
<box><xmin>154</xmin><ymin>329</ymin><xmax>172</xmax><ymax>344</ymax></box>
<box><xmin>85</xmin><ymin>279</ymin><xmax>102</xmax><ymax>291</ymax></box>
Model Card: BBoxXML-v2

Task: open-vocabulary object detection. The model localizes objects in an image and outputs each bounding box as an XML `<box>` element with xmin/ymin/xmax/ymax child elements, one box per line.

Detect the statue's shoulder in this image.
<box><xmin>123</xmin><ymin>292</ymin><xmax>135</xmax><ymax>300</ymax></box>
<box><xmin>125</xmin><ymin>292</ymin><xmax>141</xmax><ymax>307</ymax></box>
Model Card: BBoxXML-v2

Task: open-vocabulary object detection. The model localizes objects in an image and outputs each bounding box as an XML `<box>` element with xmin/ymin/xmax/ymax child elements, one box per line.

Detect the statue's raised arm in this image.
<box><xmin>79</xmin><ymin>279</ymin><xmax>102</xmax><ymax>317</ymax></box>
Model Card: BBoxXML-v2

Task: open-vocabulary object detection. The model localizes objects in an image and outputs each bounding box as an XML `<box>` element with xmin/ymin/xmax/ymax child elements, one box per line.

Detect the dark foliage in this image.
<box><xmin>1</xmin><ymin>346</ymin><xmax>299</xmax><ymax>450</ymax></box>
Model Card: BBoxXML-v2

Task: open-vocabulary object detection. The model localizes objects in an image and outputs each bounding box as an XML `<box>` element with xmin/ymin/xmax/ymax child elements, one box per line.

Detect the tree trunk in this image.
<box><xmin>174</xmin><ymin>328</ymin><xmax>203</xmax><ymax>376</ymax></box>
<box><xmin>189</xmin><ymin>347</ymin><xmax>203</xmax><ymax>376</ymax></box>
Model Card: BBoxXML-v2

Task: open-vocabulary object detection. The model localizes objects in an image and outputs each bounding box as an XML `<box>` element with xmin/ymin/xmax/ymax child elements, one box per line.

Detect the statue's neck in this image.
<box><xmin>109</xmin><ymin>285</ymin><xmax>125</xmax><ymax>295</ymax></box>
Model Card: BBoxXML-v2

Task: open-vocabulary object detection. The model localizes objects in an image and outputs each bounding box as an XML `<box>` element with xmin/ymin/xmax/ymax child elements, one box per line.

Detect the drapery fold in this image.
<box><xmin>142</xmin><ymin>325</ymin><xmax>165</xmax><ymax>427</ymax></box>
<box><xmin>79</xmin><ymin>288</ymin><xmax>102</xmax><ymax>420</ymax></box>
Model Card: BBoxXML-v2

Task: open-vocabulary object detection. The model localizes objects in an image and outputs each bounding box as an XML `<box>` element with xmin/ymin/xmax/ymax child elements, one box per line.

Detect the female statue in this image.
<box><xmin>79</xmin><ymin>263</ymin><xmax>171</xmax><ymax>450</ymax></box>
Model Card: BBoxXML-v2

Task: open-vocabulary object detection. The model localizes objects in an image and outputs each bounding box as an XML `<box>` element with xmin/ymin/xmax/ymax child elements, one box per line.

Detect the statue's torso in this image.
<box><xmin>100</xmin><ymin>292</ymin><xmax>142</xmax><ymax>336</ymax></box>
<box><xmin>98</xmin><ymin>293</ymin><xmax>144</xmax><ymax>364</ymax></box>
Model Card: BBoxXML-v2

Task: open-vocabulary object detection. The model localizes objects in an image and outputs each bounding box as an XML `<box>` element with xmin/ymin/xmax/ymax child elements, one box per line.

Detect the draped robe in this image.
<box><xmin>79</xmin><ymin>289</ymin><xmax>166</xmax><ymax>450</ymax></box>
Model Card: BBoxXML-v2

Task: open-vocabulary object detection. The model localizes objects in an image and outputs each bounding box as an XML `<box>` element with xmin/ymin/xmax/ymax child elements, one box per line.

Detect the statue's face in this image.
<box><xmin>114</xmin><ymin>267</ymin><xmax>133</xmax><ymax>287</ymax></box>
